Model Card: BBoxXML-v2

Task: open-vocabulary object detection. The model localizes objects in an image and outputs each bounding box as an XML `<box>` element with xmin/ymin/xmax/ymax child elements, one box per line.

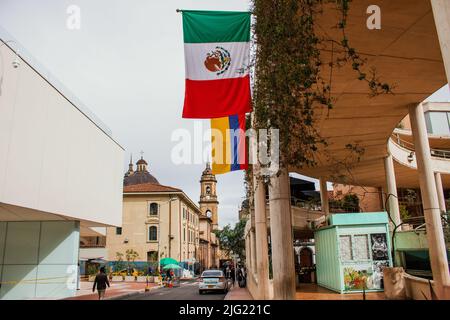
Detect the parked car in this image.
<box><xmin>198</xmin><ymin>270</ymin><xmax>228</xmax><ymax>294</ymax></box>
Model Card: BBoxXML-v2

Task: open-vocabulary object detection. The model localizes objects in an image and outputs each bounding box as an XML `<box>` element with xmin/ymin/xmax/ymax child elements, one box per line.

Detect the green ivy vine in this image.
<box><xmin>251</xmin><ymin>0</ymin><xmax>394</xmax><ymax>173</ymax></box>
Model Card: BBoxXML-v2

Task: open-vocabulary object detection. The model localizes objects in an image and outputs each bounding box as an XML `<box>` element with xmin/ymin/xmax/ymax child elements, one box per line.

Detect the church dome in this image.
<box><xmin>136</xmin><ymin>158</ymin><xmax>148</xmax><ymax>165</ymax></box>
<box><xmin>123</xmin><ymin>156</ymin><xmax>159</xmax><ymax>186</ymax></box>
<box><xmin>124</xmin><ymin>171</ymin><xmax>159</xmax><ymax>186</ymax></box>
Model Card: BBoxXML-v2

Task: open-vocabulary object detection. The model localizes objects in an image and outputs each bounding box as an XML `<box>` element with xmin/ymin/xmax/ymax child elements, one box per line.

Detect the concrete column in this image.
<box><xmin>435</xmin><ymin>172</ymin><xmax>447</xmax><ymax>214</ymax></box>
<box><xmin>384</xmin><ymin>153</ymin><xmax>401</xmax><ymax>228</ymax></box>
<box><xmin>319</xmin><ymin>177</ymin><xmax>330</xmax><ymax>215</ymax></box>
<box><xmin>268</xmin><ymin>168</ymin><xmax>296</xmax><ymax>300</ymax></box>
<box><xmin>409</xmin><ymin>103</ymin><xmax>450</xmax><ymax>299</ymax></box>
<box><xmin>253</xmin><ymin>171</ymin><xmax>270</xmax><ymax>299</ymax></box>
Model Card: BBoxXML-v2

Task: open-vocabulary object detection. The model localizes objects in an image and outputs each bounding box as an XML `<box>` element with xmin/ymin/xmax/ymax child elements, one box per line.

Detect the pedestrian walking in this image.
<box><xmin>92</xmin><ymin>266</ymin><xmax>110</xmax><ymax>300</ymax></box>
<box><xmin>230</xmin><ymin>266</ymin><xmax>236</xmax><ymax>287</ymax></box>
<box><xmin>237</xmin><ymin>265</ymin><xmax>246</xmax><ymax>288</ymax></box>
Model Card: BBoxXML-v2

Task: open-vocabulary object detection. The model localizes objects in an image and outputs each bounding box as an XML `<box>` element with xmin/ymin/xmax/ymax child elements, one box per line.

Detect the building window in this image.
<box><xmin>354</xmin><ymin>234</ymin><xmax>370</xmax><ymax>260</ymax></box>
<box><xmin>116</xmin><ymin>227</ymin><xmax>122</xmax><ymax>235</ymax></box>
<box><xmin>339</xmin><ymin>235</ymin><xmax>353</xmax><ymax>261</ymax></box>
<box><xmin>183</xmin><ymin>208</ymin><xmax>186</xmax><ymax>219</ymax></box>
<box><xmin>206</xmin><ymin>185</ymin><xmax>211</xmax><ymax>194</ymax></box>
<box><xmin>148</xmin><ymin>226</ymin><xmax>158</xmax><ymax>241</ymax></box>
<box><xmin>149</xmin><ymin>203</ymin><xmax>158</xmax><ymax>216</ymax></box>
<box><xmin>425</xmin><ymin>111</ymin><xmax>450</xmax><ymax>135</ymax></box>
<box><xmin>183</xmin><ymin>229</ymin><xmax>186</xmax><ymax>242</ymax></box>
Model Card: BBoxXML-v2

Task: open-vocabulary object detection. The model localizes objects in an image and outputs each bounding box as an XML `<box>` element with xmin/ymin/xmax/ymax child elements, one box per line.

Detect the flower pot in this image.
<box><xmin>112</xmin><ymin>275</ymin><xmax>124</xmax><ymax>282</ymax></box>
<box><xmin>88</xmin><ymin>275</ymin><xmax>96</xmax><ymax>282</ymax></box>
<box><xmin>136</xmin><ymin>276</ymin><xmax>147</xmax><ymax>283</ymax></box>
<box><xmin>124</xmin><ymin>275</ymin><xmax>136</xmax><ymax>282</ymax></box>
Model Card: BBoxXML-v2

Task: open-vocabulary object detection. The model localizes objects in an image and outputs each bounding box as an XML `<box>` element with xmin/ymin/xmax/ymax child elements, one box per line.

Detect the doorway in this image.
<box><xmin>299</xmin><ymin>247</ymin><xmax>313</xmax><ymax>283</ymax></box>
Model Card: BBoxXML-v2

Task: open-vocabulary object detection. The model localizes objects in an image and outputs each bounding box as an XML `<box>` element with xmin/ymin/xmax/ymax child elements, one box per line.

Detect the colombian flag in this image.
<box><xmin>211</xmin><ymin>114</ymin><xmax>248</xmax><ymax>174</ymax></box>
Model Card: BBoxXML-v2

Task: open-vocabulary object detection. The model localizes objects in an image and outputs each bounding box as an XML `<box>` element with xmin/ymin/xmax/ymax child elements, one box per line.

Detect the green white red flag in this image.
<box><xmin>181</xmin><ymin>10</ymin><xmax>252</xmax><ymax>119</ymax></box>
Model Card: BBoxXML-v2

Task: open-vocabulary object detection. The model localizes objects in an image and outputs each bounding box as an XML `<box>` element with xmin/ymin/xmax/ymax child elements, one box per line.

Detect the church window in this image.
<box><xmin>148</xmin><ymin>226</ymin><xmax>158</xmax><ymax>241</ymax></box>
<box><xmin>149</xmin><ymin>203</ymin><xmax>158</xmax><ymax>216</ymax></box>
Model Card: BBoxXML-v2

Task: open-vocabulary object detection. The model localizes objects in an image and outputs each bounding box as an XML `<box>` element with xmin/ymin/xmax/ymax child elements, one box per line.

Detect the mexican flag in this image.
<box><xmin>181</xmin><ymin>10</ymin><xmax>252</xmax><ymax>119</ymax></box>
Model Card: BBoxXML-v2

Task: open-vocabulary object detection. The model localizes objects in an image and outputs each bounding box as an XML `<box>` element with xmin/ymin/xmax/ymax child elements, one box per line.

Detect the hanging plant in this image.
<box><xmin>251</xmin><ymin>0</ymin><xmax>394</xmax><ymax>174</ymax></box>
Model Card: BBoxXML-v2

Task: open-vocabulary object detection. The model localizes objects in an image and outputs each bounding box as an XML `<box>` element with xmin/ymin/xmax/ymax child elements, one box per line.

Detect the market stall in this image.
<box><xmin>315</xmin><ymin>212</ymin><xmax>392</xmax><ymax>293</ymax></box>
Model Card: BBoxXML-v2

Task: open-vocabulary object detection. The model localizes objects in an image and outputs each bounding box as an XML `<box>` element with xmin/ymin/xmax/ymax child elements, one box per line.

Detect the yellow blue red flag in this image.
<box><xmin>211</xmin><ymin>114</ymin><xmax>248</xmax><ymax>174</ymax></box>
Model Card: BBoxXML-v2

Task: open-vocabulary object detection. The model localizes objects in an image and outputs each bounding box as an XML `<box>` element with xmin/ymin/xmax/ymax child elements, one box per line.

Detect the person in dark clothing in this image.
<box><xmin>92</xmin><ymin>266</ymin><xmax>110</xmax><ymax>300</ymax></box>
<box><xmin>237</xmin><ymin>266</ymin><xmax>246</xmax><ymax>288</ymax></box>
<box><xmin>230</xmin><ymin>267</ymin><xmax>236</xmax><ymax>287</ymax></box>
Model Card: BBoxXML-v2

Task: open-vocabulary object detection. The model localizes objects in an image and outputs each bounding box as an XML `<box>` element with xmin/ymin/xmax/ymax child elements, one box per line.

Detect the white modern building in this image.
<box><xmin>0</xmin><ymin>28</ymin><xmax>124</xmax><ymax>299</ymax></box>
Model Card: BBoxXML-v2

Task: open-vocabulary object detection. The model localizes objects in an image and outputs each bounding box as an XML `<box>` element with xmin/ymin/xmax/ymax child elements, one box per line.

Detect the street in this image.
<box><xmin>121</xmin><ymin>279</ymin><xmax>228</xmax><ymax>300</ymax></box>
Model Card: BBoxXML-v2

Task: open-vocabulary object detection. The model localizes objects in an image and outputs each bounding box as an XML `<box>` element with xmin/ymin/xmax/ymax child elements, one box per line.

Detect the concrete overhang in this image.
<box><xmin>291</xmin><ymin>0</ymin><xmax>447</xmax><ymax>188</ymax></box>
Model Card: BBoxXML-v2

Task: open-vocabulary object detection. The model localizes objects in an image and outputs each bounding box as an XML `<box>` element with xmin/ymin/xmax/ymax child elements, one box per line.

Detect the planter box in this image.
<box><xmin>124</xmin><ymin>276</ymin><xmax>136</xmax><ymax>282</ymax></box>
<box><xmin>88</xmin><ymin>275</ymin><xmax>96</xmax><ymax>282</ymax></box>
<box><xmin>136</xmin><ymin>276</ymin><xmax>147</xmax><ymax>283</ymax></box>
<box><xmin>112</xmin><ymin>276</ymin><xmax>124</xmax><ymax>282</ymax></box>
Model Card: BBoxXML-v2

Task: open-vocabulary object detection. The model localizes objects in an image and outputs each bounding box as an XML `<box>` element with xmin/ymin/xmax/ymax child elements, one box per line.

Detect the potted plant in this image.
<box><xmin>87</xmin><ymin>264</ymin><xmax>98</xmax><ymax>282</ymax></box>
<box><xmin>399</xmin><ymin>205</ymin><xmax>412</xmax><ymax>230</ymax></box>
<box><xmin>124</xmin><ymin>249</ymin><xmax>140</xmax><ymax>281</ymax></box>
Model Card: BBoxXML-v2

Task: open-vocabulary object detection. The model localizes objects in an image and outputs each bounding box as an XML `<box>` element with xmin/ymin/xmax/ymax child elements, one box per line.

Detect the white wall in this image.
<box><xmin>0</xmin><ymin>221</ymin><xmax>79</xmax><ymax>300</ymax></box>
<box><xmin>0</xmin><ymin>42</ymin><xmax>123</xmax><ymax>226</ymax></box>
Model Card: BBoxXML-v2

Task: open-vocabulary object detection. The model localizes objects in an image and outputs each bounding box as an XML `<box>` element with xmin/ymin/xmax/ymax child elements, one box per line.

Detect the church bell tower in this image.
<box><xmin>199</xmin><ymin>162</ymin><xmax>219</xmax><ymax>230</ymax></box>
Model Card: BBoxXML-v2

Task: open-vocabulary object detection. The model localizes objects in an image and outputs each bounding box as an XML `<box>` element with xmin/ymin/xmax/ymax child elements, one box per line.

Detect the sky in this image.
<box><xmin>0</xmin><ymin>0</ymin><xmax>253</xmax><ymax>228</ymax></box>
<box><xmin>1</xmin><ymin>0</ymin><xmax>449</xmax><ymax>228</ymax></box>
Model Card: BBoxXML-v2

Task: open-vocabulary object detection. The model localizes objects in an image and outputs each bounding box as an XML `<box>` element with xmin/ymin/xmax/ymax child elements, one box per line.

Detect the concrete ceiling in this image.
<box><xmin>291</xmin><ymin>0</ymin><xmax>448</xmax><ymax>188</ymax></box>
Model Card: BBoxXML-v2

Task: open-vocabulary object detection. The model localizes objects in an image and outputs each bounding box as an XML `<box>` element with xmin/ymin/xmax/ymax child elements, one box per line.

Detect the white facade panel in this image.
<box><xmin>0</xmin><ymin>42</ymin><xmax>123</xmax><ymax>226</ymax></box>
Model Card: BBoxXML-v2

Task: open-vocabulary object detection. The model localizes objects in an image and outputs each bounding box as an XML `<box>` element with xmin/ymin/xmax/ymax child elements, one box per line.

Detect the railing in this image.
<box><xmin>398</xmin><ymin>214</ymin><xmax>449</xmax><ymax>232</ymax></box>
<box><xmin>391</xmin><ymin>132</ymin><xmax>450</xmax><ymax>159</ymax></box>
<box><xmin>80</xmin><ymin>244</ymin><xmax>106</xmax><ymax>248</ymax></box>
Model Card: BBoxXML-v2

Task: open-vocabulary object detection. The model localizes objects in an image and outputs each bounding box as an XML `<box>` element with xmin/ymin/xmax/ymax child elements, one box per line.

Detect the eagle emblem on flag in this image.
<box><xmin>204</xmin><ymin>46</ymin><xmax>231</xmax><ymax>75</ymax></box>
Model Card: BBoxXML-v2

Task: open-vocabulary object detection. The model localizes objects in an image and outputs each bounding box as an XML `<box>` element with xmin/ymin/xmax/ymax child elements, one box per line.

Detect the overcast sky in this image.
<box><xmin>0</xmin><ymin>0</ymin><xmax>449</xmax><ymax>228</ymax></box>
<box><xmin>0</xmin><ymin>0</ymin><xmax>253</xmax><ymax>228</ymax></box>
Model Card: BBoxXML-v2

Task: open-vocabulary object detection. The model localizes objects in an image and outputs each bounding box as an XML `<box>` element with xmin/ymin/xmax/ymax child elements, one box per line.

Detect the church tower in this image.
<box><xmin>199</xmin><ymin>162</ymin><xmax>219</xmax><ymax>230</ymax></box>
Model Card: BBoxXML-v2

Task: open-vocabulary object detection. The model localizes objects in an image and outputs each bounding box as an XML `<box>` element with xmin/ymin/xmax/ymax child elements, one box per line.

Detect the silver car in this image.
<box><xmin>198</xmin><ymin>270</ymin><xmax>228</xmax><ymax>294</ymax></box>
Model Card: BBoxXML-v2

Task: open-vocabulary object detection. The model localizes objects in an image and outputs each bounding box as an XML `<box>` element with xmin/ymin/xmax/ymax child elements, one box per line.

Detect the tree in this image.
<box><xmin>215</xmin><ymin>219</ymin><xmax>247</xmax><ymax>260</ymax></box>
<box><xmin>125</xmin><ymin>249</ymin><xmax>140</xmax><ymax>263</ymax></box>
<box><xmin>114</xmin><ymin>252</ymin><xmax>125</xmax><ymax>272</ymax></box>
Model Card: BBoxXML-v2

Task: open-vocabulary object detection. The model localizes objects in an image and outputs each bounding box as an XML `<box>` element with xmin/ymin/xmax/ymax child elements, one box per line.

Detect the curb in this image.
<box><xmin>105</xmin><ymin>285</ymin><xmax>163</xmax><ymax>300</ymax></box>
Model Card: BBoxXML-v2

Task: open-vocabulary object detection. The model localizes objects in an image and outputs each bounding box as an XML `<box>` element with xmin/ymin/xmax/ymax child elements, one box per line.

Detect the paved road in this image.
<box><xmin>122</xmin><ymin>279</ymin><xmax>227</xmax><ymax>300</ymax></box>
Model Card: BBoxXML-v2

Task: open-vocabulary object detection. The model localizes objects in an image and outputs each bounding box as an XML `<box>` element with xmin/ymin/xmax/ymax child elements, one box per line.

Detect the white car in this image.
<box><xmin>198</xmin><ymin>270</ymin><xmax>228</xmax><ymax>294</ymax></box>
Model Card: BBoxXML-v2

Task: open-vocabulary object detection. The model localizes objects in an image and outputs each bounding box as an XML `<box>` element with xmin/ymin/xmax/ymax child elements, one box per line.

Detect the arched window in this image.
<box><xmin>148</xmin><ymin>226</ymin><xmax>158</xmax><ymax>241</ymax></box>
<box><xmin>206</xmin><ymin>185</ymin><xmax>211</xmax><ymax>194</ymax></box>
<box><xmin>149</xmin><ymin>203</ymin><xmax>158</xmax><ymax>216</ymax></box>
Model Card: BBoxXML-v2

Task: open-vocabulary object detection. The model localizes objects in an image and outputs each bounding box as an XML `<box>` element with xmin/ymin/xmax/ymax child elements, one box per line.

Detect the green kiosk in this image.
<box><xmin>314</xmin><ymin>212</ymin><xmax>392</xmax><ymax>293</ymax></box>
